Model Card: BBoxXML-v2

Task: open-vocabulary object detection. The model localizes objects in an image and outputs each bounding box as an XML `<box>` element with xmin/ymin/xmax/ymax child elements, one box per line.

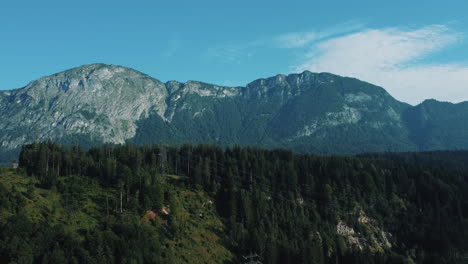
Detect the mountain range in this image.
<box><xmin>1</xmin><ymin>63</ymin><xmax>468</xmax><ymax>164</ymax></box>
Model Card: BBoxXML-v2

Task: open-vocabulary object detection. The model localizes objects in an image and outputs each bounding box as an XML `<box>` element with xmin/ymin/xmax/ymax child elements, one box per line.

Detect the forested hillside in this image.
<box><xmin>0</xmin><ymin>142</ymin><xmax>467</xmax><ymax>263</ymax></box>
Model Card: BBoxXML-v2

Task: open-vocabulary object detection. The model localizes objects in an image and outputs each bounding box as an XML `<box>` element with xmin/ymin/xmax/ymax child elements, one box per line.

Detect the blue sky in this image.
<box><xmin>1</xmin><ymin>0</ymin><xmax>468</xmax><ymax>104</ymax></box>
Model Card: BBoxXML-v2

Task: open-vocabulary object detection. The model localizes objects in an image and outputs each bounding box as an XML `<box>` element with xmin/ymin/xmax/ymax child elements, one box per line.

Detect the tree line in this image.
<box><xmin>5</xmin><ymin>142</ymin><xmax>467</xmax><ymax>263</ymax></box>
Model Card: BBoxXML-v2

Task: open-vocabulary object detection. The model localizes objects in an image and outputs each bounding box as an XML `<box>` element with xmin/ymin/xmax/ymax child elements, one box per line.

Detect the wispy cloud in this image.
<box><xmin>287</xmin><ymin>25</ymin><xmax>468</xmax><ymax>104</ymax></box>
<box><xmin>277</xmin><ymin>32</ymin><xmax>318</xmax><ymax>48</ymax></box>
<box><xmin>276</xmin><ymin>21</ymin><xmax>365</xmax><ymax>48</ymax></box>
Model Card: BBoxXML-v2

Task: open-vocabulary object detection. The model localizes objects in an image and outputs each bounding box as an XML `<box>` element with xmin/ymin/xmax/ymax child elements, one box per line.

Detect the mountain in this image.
<box><xmin>0</xmin><ymin>63</ymin><xmax>467</xmax><ymax>163</ymax></box>
<box><xmin>403</xmin><ymin>99</ymin><xmax>468</xmax><ymax>150</ymax></box>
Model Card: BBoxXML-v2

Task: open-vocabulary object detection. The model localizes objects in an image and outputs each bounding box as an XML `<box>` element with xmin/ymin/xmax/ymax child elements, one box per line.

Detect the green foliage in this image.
<box><xmin>0</xmin><ymin>166</ymin><xmax>232</xmax><ymax>263</ymax></box>
<box><xmin>2</xmin><ymin>143</ymin><xmax>468</xmax><ymax>263</ymax></box>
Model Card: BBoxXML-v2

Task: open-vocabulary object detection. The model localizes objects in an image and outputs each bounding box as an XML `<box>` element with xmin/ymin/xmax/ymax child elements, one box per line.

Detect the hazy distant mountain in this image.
<box><xmin>403</xmin><ymin>99</ymin><xmax>468</xmax><ymax>150</ymax></box>
<box><xmin>0</xmin><ymin>63</ymin><xmax>467</xmax><ymax>163</ymax></box>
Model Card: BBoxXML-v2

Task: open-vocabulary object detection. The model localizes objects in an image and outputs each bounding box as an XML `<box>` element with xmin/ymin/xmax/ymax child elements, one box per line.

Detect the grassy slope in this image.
<box><xmin>165</xmin><ymin>187</ymin><xmax>233</xmax><ymax>263</ymax></box>
<box><xmin>0</xmin><ymin>169</ymin><xmax>233</xmax><ymax>263</ymax></box>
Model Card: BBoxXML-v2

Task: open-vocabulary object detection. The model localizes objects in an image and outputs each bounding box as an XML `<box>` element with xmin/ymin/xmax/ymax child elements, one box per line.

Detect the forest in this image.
<box><xmin>0</xmin><ymin>142</ymin><xmax>467</xmax><ymax>263</ymax></box>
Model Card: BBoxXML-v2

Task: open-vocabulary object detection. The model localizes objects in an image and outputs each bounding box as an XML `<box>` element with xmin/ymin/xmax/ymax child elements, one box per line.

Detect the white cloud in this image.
<box><xmin>276</xmin><ymin>21</ymin><xmax>365</xmax><ymax>48</ymax></box>
<box><xmin>291</xmin><ymin>25</ymin><xmax>468</xmax><ymax>104</ymax></box>
<box><xmin>277</xmin><ymin>32</ymin><xmax>318</xmax><ymax>48</ymax></box>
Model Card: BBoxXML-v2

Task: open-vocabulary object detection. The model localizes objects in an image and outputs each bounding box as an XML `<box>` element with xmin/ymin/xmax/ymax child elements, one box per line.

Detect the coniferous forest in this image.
<box><xmin>0</xmin><ymin>142</ymin><xmax>467</xmax><ymax>263</ymax></box>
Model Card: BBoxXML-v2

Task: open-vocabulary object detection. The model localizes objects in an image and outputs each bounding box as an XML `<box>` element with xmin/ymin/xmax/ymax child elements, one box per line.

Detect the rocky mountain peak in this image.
<box><xmin>243</xmin><ymin>71</ymin><xmax>338</xmax><ymax>101</ymax></box>
<box><xmin>165</xmin><ymin>80</ymin><xmax>183</xmax><ymax>94</ymax></box>
<box><xmin>0</xmin><ymin>64</ymin><xmax>170</xmax><ymax>148</ymax></box>
<box><xmin>16</xmin><ymin>63</ymin><xmax>158</xmax><ymax>100</ymax></box>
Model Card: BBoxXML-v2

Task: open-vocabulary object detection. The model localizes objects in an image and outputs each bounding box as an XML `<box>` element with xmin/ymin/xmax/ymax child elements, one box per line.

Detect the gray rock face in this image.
<box><xmin>0</xmin><ymin>63</ymin><xmax>467</xmax><ymax>163</ymax></box>
<box><xmin>0</xmin><ymin>64</ymin><xmax>170</xmax><ymax>148</ymax></box>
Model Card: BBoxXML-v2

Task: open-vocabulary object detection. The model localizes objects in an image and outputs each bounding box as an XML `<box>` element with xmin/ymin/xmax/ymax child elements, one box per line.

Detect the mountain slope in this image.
<box><xmin>403</xmin><ymin>99</ymin><xmax>468</xmax><ymax>150</ymax></box>
<box><xmin>0</xmin><ymin>167</ymin><xmax>233</xmax><ymax>263</ymax></box>
<box><xmin>261</xmin><ymin>73</ymin><xmax>415</xmax><ymax>153</ymax></box>
<box><xmin>0</xmin><ymin>63</ymin><xmax>467</xmax><ymax>163</ymax></box>
<box><xmin>0</xmin><ymin>64</ymin><xmax>168</xmax><ymax>148</ymax></box>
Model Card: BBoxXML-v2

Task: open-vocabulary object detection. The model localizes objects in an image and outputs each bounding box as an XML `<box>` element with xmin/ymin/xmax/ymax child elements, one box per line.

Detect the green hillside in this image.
<box><xmin>0</xmin><ymin>167</ymin><xmax>232</xmax><ymax>263</ymax></box>
<box><xmin>0</xmin><ymin>142</ymin><xmax>467</xmax><ymax>263</ymax></box>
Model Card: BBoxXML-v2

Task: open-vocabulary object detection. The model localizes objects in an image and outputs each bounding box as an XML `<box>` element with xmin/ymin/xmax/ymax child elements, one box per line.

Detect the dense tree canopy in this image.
<box><xmin>0</xmin><ymin>142</ymin><xmax>466</xmax><ymax>263</ymax></box>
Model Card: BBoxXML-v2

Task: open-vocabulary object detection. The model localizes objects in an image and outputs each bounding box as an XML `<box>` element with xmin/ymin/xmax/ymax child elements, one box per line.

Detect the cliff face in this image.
<box><xmin>0</xmin><ymin>64</ymin><xmax>169</xmax><ymax>148</ymax></box>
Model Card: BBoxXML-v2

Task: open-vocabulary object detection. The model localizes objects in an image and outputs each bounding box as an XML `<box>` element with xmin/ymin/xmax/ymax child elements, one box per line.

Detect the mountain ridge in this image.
<box><xmin>0</xmin><ymin>63</ymin><xmax>467</xmax><ymax>164</ymax></box>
